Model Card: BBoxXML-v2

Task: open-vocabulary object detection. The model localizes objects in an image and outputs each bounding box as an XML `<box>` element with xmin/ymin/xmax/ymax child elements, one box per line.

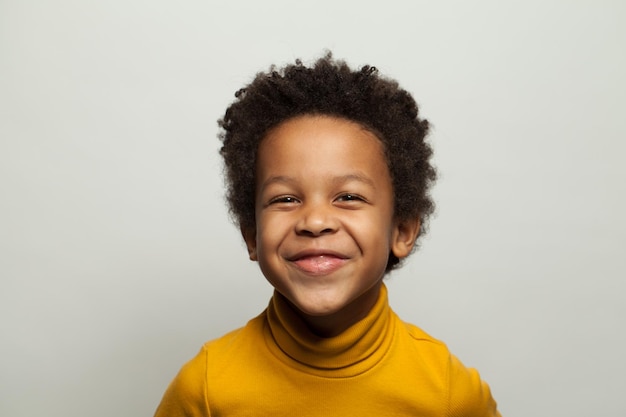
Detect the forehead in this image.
<box><xmin>260</xmin><ymin>115</ymin><xmax>385</xmax><ymax>158</ymax></box>
<box><xmin>256</xmin><ymin>115</ymin><xmax>391</xmax><ymax>187</ymax></box>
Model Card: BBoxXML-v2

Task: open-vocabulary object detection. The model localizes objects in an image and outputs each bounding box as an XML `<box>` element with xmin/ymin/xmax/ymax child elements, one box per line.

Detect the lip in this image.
<box><xmin>286</xmin><ymin>249</ymin><xmax>349</xmax><ymax>276</ymax></box>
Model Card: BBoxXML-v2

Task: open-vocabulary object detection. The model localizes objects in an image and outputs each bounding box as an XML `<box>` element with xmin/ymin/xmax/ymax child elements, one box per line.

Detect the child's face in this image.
<box><xmin>242</xmin><ymin>115</ymin><xmax>419</xmax><ymax>334</ymax></box>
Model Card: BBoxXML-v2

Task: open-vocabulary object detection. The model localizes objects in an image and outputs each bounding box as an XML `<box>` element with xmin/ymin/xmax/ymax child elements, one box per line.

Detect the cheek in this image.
<box><xmin>350</xmin><ymin>213</ymin><xmax>394</xmax><ymax>245</ymax></box>
<box><xmin>256</xmin><ymin>214</ymin><xmax>289</xmax><ymax>248</ymax></box>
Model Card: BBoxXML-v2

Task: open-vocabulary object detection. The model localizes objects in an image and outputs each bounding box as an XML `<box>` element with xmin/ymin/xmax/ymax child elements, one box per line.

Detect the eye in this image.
<box><xmin>268</xmin><ymin>195</ymin><xmax>300</xmax><ymax>205</ymax></box>
<box><xmin>335</xmin><ymin>193</ymin><xmax>366</xmax><ymax>203</ymax></box>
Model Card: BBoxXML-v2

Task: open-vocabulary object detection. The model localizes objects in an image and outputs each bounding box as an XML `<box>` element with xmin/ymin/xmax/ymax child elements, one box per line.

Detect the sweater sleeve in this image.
<box><xmin>154</xmin><ymin>347</ymin><xmax>211</xmax><ymax>417</ymax></box>
<box><xmin>446</xmin><ymin>353</ymin><xmax>501</xmax><ymax>417</ymax></box>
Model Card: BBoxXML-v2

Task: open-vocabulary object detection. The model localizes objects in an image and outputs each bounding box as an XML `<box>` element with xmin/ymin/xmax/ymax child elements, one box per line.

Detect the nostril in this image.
<box><xmin>295</xmin><ymin>204</ymin><xmax>338</xmax><ymax>236</ymax></box>
<box><xmin>297</xmin><ymin>225</ymin><xmax>336</xmax><ymax>237</ymax></box>
<box><xmin>299</xmin><ymin>228</ymin><xmax>333</xmax><ymax>237</ymax></box>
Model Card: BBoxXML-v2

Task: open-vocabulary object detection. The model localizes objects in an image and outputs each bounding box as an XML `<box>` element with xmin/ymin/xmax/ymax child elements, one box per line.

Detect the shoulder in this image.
<box><xmin>153</xmin><ymin>346</ymin><xmax>211</xmax><ymax>417</ymax></box>
<box><xmin>393</xmin><ymin>319</ymin><xmax>452</xmax><ymax>383</ymax></box>
<box><xmin>397</xmin><ymin>318</ymin><xmax>500</xmax><ymax>416</ymax></box>
<box><xmin>398</xmin><ymin>318</ymin><xmax>451</xmax><ymax>363</ymax></box>
<box><xmin>201</xmin><ymin>311</ymin><xmax>267</xmax><ymax>368</ymax></box>
<box><xmin>154</xmin><ymin>313</ymin><xmax>267</xmax><ymax>417</ymax></box>
<box><xmin>402</xmin><ymin>320</ymin><xmax>445</xmax><ymax>345</ymax></box>
<box><xmin>444</xmin><ymin>353</ymin><xmax>501</xmax><ymax>417</ymax></box>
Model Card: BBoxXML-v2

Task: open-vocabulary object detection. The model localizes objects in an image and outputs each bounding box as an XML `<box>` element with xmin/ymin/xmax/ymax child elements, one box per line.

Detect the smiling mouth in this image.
<box><xmin>290</xmin><ymin>254</ymin><xmax>348</xmax><ymax>275</ymax></box>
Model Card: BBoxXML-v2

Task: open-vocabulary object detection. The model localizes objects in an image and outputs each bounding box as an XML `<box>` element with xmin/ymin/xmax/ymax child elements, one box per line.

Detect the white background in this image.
<box><xmin>1</xmin><ymin>1</ymin><xmax>625</xmax><ymax>416</ymax></box>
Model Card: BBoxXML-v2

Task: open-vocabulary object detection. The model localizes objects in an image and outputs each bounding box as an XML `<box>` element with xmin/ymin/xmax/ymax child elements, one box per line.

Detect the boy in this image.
<box><xmin>155</xmin><ymin>54</ymin><xmax>501</xmax><ymax>416</ymax></box>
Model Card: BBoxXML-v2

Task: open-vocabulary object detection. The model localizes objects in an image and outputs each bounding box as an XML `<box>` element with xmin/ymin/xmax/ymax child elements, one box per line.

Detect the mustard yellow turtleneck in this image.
<box><xmin>155</xmin><ymin>285</ymin><xmax>501</xmax><ymax>416</ymax></box>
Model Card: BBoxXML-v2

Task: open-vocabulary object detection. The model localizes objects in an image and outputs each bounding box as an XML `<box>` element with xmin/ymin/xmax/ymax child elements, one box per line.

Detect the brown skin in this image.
<box><xmin>242</xmin><ymin>115</ymin><xmax>420</xmax><ymax>337</ymax></box>
<box><xmin>220</xmin><ymin>55</ymin><xmax>436</xmax><ymax>273</ymax></box>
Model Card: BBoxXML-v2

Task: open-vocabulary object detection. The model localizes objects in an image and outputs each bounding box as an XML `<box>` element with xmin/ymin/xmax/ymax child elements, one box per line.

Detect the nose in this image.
<box><xmin>295</xmin><ymin>201</ymin><xmax>338</xmax><ymax>236</ymax></box>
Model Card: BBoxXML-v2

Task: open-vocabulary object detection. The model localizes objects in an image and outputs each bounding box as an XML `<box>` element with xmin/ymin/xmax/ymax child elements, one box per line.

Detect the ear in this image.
<box><xmin>390</xmin><ymin>217</ymin><xmax>421</xmax><ymax>260</ymax></box>
<box><xmin>240</xmin><ymin>226</ymin><xmax>258</xmax><ymax>261</ymax></box>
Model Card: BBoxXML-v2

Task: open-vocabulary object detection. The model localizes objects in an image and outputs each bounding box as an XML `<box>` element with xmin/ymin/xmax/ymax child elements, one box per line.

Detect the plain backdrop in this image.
<box><xmin>1</xmin><ymin>1</ymin><xmax>625</xmax><ymax>416</ymax></box>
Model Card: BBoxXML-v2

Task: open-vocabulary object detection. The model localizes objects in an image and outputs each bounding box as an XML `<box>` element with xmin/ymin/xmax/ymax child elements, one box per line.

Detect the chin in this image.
<box><xmin>288</xmin><ymin>293</ymin><xmax>347</xmax><ymax>317</ymax></box>
<box><xmin>291</xmin><ymin>299</ymin><xmax>341</xmax><ymax>316</ymax></box>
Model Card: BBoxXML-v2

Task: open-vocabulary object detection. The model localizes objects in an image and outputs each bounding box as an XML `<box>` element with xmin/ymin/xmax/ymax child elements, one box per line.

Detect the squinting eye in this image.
<box><xmin>269</xmin><ymin>196</ymin><xmax>299</xmax><ymax>204</ymax></box>
<box><xmin>337</xmin><ymin>193</ymin><xmax>364</xmax><ymax>202</ymax></box>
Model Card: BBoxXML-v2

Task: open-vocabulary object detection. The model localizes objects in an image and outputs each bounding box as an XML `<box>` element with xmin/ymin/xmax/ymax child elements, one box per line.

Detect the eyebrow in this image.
<box><xmin>260</xmin><ymin>173</ymin><xmax>376</xmax><ymax>190</ymax></box>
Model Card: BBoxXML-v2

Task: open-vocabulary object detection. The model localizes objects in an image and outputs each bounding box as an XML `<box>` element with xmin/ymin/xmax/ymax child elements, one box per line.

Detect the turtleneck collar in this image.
<box><xmin>264</xmin><ymin>284</ymin><xmax>396</xmax><ymax>378</ymax></box>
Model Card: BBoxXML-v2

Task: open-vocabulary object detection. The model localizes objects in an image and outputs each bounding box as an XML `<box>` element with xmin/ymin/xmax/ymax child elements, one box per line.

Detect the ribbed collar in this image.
<box><xmin>264</xmin><ymin>284</ymin><xmax>395</xmax><ymax>378</ymax></box>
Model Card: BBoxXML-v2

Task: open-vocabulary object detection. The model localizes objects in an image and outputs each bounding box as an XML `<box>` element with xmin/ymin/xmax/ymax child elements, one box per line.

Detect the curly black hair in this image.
<box><xmin>218</xmin><ymin>53</ymin><xmax>436</xmax><ymax>271</ymax></box>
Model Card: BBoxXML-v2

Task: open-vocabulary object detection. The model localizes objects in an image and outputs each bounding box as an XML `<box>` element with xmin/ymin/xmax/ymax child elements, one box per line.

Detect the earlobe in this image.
<box><xmin>240</xmin><ymin>226</ymin><xmax>258</xmax><ymax>261</ymax></box>
<box><xmin>391</xmin><ymin>218</ymin><xmax>421</xmax><ymax>259</ymax></box>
